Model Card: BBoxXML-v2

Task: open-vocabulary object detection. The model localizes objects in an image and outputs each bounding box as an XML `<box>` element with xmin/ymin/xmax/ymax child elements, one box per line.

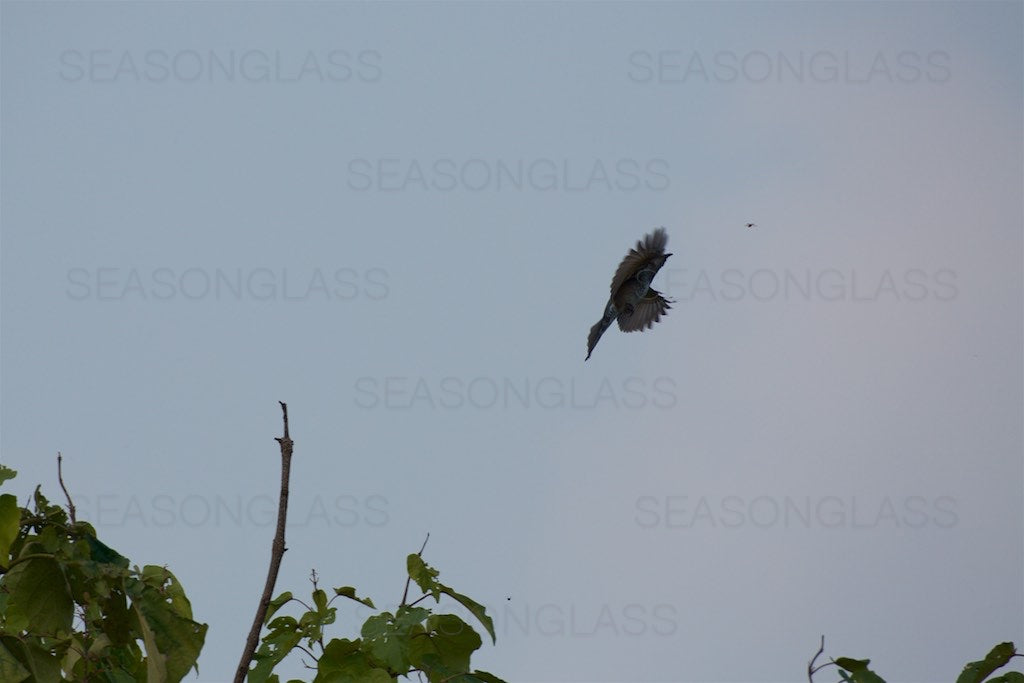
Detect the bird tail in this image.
<box><xmin>586</xmin><ymin>312</ymin><xmax>614</xmax><ymax>360</ymax></box>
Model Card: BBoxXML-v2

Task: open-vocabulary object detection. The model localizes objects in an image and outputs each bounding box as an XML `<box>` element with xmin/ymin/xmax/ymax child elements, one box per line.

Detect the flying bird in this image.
<box><xmin>746</xmin><ymin>222</ymin><xmax>757</xmax><ymax>228</ymax></box>
<box><xmin>586</xmin><ymin>227</ymin><xmax>673</xmax><ymax>360</ymax></box>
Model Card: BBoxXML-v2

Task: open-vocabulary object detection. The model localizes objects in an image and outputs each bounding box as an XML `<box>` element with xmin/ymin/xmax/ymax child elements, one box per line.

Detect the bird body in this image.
<box><xmin>586</xmin><ymin>227</ymin><xmax>673</xmax><ymax>360</ymax></box>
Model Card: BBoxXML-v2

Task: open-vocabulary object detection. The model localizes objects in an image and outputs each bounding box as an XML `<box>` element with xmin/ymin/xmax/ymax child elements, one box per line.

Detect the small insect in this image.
<box><xmin>746</xmin><ymin>223</ymin><xmax>757</xmax><ymax>229</ymax></box>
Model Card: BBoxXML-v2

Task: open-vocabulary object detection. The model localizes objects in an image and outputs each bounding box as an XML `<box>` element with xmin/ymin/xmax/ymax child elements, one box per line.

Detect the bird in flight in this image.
<box><xmin>586</xmin><ymin>227</ymin><xmax>673</xmax><ymax>360</ymax></box>
<box><xmin>746</xmin><ymin>222</ymin><xmax>757</xmax><ymax>228</ymax></box>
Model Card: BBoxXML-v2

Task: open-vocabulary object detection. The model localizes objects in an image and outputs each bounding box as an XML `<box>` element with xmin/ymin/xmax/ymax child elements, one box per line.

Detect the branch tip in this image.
<box><xmin>57</xmin><ymin>452</ymin><xmax>76</xmax><ymax>524</ymax></box>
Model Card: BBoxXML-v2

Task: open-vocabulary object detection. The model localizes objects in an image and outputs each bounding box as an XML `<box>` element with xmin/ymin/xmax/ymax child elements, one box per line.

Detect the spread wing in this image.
<box><xmin>609</xmin><ymin>227</ymin><xmax>668</xmax><ymax>295</ymax></box>
<box><xmin>617</xmin><ymin>290</ymin><xmax>672</xmax><ymax>332</ymax></box>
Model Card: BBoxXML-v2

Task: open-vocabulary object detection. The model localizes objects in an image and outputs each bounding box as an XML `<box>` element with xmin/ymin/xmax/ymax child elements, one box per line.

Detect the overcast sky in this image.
<box><xmin>2</xmin><ymin>2</ymin><xmax>1022</xmax><ymax>682</ymax></box>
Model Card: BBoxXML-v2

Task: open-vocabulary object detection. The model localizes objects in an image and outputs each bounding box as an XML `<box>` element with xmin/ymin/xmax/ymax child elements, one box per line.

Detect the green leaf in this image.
<box><xmin>0</xmin><ymin>636</ymin><xmax>59</xmax><ymax>683</ymax></box>
<box><xmin>313</xmin><ymin>588</ymin><xmax>328</xmax><ymax>613</ymax></box>
<box><xmin>0</xmin><ymin>639</ymin><xmax>30</xmax><ymax>683</ymax></box>
<box><xmin>32</xmin><ymin>488</ymin><xmax>64</xmax><ymax>525</ymax></box>
<box><xmin>267</xmin><ymin>614</ymin><xmax>299</xmax><ymax>631</ymax></box>
<box><xmin>129</xmin><ymin>574</ymin><xmax>207</xmax><ymax>682</ymax></box>
<box><xmin>315</xmin><ymin>639</ymin><xmax>392</xmax><ymax>683</ymax></box>
<box><xmin>957</xmin><ymin>643</ymin><xmax>1018</xmax><ymax>683</ymax></box>
<box><xmin>987</xmin><ymin>674</ymin><xmax>1024</xmax><ymax>683</ymax></box>
<box><xmin>444</xmin><ymin>673</ymin><xmax>509</xmax><ymax>683</ymax></box>
<box><xmin>407</xmin><ymin>554</ymin><xmax>441</xmax><ymax>596</ymax></box>
<box><xmin>298</xmin><ymin>599</ymin><xmax>336</xmax><ymax>645</ymax></box>
<box><xmin>406</xmin><ymin>555</ymin><xmax>496</xmax><ymax>644</ymax></box>
<box><xmin>438</xmin><ymin>589</ymin><xmax>495</xmax><ymax>645</ymax></box>
<box><xmin>248</xmin><ymin>626</ymin><xmax>303</xmax><ymax>683</ymax></box>
<box><xmin>86</xmin><ymin>535</ymin><xmax>129</xmax><ymax>568</ymax></box>
<box><xmin>139</xmin><ymin>565</ymin><xmax>197</xmax><ymax>619</ymax></box>
<box><xmin>2</xmin><ymin>556</ymin><xmax>74</xmax><ymax>635</ymax></box>
<box><xmin>97</xmin><ymin>589</ymin><xmax>133</xmax><ymax>647</ymax></box>
<box><xmin>394</xmin><ymin>606</ymin><xmax>430</xmax><ymax>630</ymax></box>
<box><xmin>334</xmin><ymin>586</ymin><xmax>375</xmax><ymax>608</ymax></box>
<box><xmin>835</xmin><ymin>657</ymin><xmax>886</xmax><ymax>683</ymax></box>
<box><xmin>0</xmin><ymin>465</ymin><xmax>15</xmax><ymax>487</ymax></box>
<box><xmin>409</xmin><ymin>614</ymin><xmax>482</xmax><ymax>675</ymax></box>
<box><xmin>836</xmin><ymin>658</ymin><xmax>872</xmax><ymax>672</ymax></box>
<box><xmin>0</xmin><ymin>494</ymin><xmax>20</xmax><ymax>567</ymax></box>
<box><xmin>360</xmin><ymin>608</ymin><xmax>428</xmax><ymax>674</ymax></box>
<box><xmin>360</xmin><ymin>612</ymin><xmax>391</xmax><ymax>639</ymax></box>
<box><xmin>465</xmin><ymin>671</ymin><xmax>508</xmax><ymax>683</ymax></box>
<box><xmin>132</xmin><ymin>598</ymin><xmax>167</xmax><ymax>683</ymax></box>
<box><xmin>265</xmin><ymin>592</ymin><xmax>294</xmax><ymax>623</ymax></box>
<box><xmin>32</xmin><ymin>526</ymin><xmax>63</xmax><ymax>554</ymax></box>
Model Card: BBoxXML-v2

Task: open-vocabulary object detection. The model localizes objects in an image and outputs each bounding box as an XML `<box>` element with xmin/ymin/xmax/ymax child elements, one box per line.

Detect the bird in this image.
<box><xmin>586</xmin><ymin>227</ymin><xmax>673</xmax><ymax>360</ymax></box>
<box><xmin>746</xmin><ymin>222</ymin><xmax>757</xmax><ymax>228</ymax></box>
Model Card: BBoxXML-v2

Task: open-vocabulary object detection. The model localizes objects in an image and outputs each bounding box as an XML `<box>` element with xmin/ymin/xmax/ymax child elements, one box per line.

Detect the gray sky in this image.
<box><xmin>2</xmin><ymin>2</ymin><xmax>1022</xmax><ymax>682</ymax></box>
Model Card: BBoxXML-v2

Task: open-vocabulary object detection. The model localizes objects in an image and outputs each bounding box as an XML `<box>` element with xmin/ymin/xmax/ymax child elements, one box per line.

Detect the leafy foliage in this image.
<box><xmin>2</xmin><ymin>457</ymin><xmax>1017</xmax><ymax>683</ymax></box>
<box><xmin>816</xmin><ymin>641</ymin><xmax>1022</xmax><ymax>683</ymax></box>
<box><xmin>955</xmin><ymin>643</ymin><xmax>1023</xmax><ymax>683</ymax></box>
<box><xmin>245</xmin><ymin>555</ymin><xmax>506</xmax><ymax>683</ymax></box>
<box><xmin>0</xmin><ymin>466</ymin><xmax>208</xmax><ymax>682</ymax></box>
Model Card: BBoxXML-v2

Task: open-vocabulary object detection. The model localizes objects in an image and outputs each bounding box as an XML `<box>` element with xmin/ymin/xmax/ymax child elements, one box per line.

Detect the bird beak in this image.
<box><xmin>665</xmin><ymin>253</ymin><xmax>673</xmax><ymax>258</ymax></box>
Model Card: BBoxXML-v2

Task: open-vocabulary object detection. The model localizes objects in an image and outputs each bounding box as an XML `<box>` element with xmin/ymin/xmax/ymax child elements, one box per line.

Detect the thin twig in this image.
<box><xmin>234</xmin><ymin>402</ymin><xmax>294</xmax><ymax>683</ymax></box>
<box><xmin>57</xmin><ymin>452</ymin><xmax>76</xmax><ymax>524</ymax></box>
<box><xmin>808</xmin><ymin>635</ymin><xmax>825</xmax><ymax>683</ymax></box>
<box><xmin>808</xmin><ymin>635</ymin><xmax>839</xmax><ymax>682</ymax></box>
<box><xmin>407</xmin><ymin>594</ymin><xmax>431</xmax><ymax>608</ymax></box>
<box><xmin>400</xmin><ymin>532</ymin><xmax>431</xmax><ymax>606</ymax></box>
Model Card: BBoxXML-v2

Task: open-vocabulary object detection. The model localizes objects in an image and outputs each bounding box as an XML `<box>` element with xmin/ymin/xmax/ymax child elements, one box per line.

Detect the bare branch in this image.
<box><xmin>234</xmin><ymin>402</ymin><xmax>294</xmax><ymax>683</ymax></box>
<box><xmin>808</xmin><ymin>635</ymin><xmax>826</xmax><ymax>683</ymax></box>
<box><xmin>57</xmin><ymin>452</ymin><xmax>76</xmax><ymax>524</ymax></box>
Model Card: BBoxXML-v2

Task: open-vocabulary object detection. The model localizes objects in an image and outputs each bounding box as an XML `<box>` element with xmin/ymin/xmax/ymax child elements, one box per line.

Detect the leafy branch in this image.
<box><xmin>234</xmin><ymin>404</ymin><xmax>505</xmax><ymax>683</ymax></box>
<box><xmin>243</xmin><ymin>538</ymin><xmax>505</xmax><ymax>682</ymax></box>
<box><xmin>0</xmin><ymin>463</ymin><xmax>208</xmax><ymax>682</ymax></box>
<box><xmin>809</xmin><ymin>637</ymin><xmax>1022</xmax><ymax>683</ymax></box>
